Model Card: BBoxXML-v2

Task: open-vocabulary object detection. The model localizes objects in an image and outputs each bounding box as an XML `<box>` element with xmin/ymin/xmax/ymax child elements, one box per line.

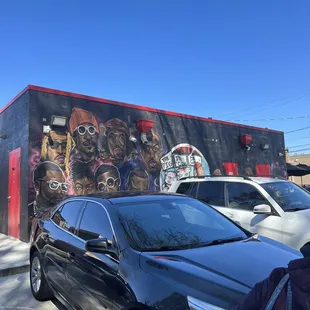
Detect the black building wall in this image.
<box><xmin>0</xmin><ymin>92</ymin><xmax>29</xmax><ymax>241</ymax></box>
<box><xmin>0</xmin><ymin>86</ymin><xmax>286</xmax><ymax>242</ymax></box>
<box><xmin>27</xmin><ymin>88</ymin><xmax>286</xmax><ymax>222</ymax></box>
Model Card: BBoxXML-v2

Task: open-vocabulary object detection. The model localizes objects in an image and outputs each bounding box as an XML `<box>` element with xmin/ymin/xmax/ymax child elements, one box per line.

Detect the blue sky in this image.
<box><xmin>1</xmin><ymin>1</ymin><xmax>310</xmax><ymax>154</ymax></box>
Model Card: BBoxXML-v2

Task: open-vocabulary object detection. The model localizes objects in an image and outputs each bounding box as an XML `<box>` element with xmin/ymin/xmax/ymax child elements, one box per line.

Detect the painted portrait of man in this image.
<box><xmin>40</xmin><ymin>129</ymin><xmax>73</xmax><ymax>174</ymax></box>
<box><xmin>100</xmin><ymin>118</ymin><xmax>130</xmax><ymax>165</ymax></box>
<box><xmin>94</xmin><ymin>164</ymin><xmax>121</xmax><ymax>193</ymax></box>
<box><xmin>126</xmin><ymin>168</ymin><xmax>149</xmax><ymax>191</ymax></box>
<box><xmin>69</xmin><ymin>107</ymin><xmax>99</xmax><ymax>163</ymax></box>
<box><xmin>70</xmin><ymin>161</ymin><xmax>97</xmax><ymax>195</ymax></box>
<box><xmin>162</xmin><ymin>171</ymin><xmax>177</xmax><ymax>192</ymax></box>
<box><xmin>139</xmin><ymin>130</ymin><xmax>163</xmax><ymax>176</ymax></box>
<box><xmin>32</xmin><ymin>161</ymin><xmax>69</xmax><ymax>216</ymax></box>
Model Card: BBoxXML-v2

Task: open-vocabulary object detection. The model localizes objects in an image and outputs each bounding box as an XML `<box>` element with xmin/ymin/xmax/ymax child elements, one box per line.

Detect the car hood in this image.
<box><xmin>290</xmin><ymin>208</ymin><xmax>310</xmax><ymax>218</ymax></box>
<box><xmin>140</xmin><ymin>236</ymin><xmax>301</xmax><ymax>293</ymax></box>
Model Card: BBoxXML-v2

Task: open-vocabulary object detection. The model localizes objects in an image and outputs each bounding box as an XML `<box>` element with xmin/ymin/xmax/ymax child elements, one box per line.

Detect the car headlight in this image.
<box><xmin>187</xmin><ymin>296</ymin><xmax>225</xmax><ymax>310</ymax></box>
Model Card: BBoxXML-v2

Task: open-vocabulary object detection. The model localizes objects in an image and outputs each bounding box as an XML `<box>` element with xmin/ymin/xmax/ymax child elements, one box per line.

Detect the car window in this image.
<box><xmin>197</xmin><ymin>181</ymin><xmax>225</xmax><ymax>206</ymax></box>
<box><xmin>176</xmin><ymin>182</ymin><xmax>198</xmax><ymax>196</ymax></box>
<box><xmin>77</xmin><ymin>202</ymin><xmax>117</xmax><ymax>251</ymax></box>
<box><xmin>178</xmin><ymin>202</ymin><xmax>225</xmax><ymax>230</ymax></box>
<box><xmin>117</xmin><ymin>198</ymin><xmax>248</xmax><ymax>251</ymax></box>
<box><xmin>261</xmin><ymin>182</ymin><xmax>310</xmax><ymax>211</ymax></box>
<box><xmin>227</xmin><ymin>182</ymin><xmax>268</xmax><ymax>211</ymax></box>
<box><xmin>52</xmin><ymin>201</ymin><xmax>84</xmax><ymax>233</ymax></box>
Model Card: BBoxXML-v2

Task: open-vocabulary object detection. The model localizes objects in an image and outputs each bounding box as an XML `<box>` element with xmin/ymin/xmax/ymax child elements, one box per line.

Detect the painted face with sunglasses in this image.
<box><xmin>46</xmin><ymin>131</ymin><xmax>68</xmax><ymax>169</ymax></box>
<box><xmin>34</xmin><ymin>165</ymin><xmax>68</xmax><ymax>209</ymax></box>
<box><xmin>96</xmin><ymin>167</ymin><xmax>120</xmax><ymax>192</ymax></box>
<box><xmin>74</xmin><ymin>123</ymin><xmax>99</xmax><ymax>161</ymax></box>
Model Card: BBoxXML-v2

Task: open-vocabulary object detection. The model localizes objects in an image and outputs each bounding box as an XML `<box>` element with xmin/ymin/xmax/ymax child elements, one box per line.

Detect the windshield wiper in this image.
<box><xmin>144</xmin><ymin>245</ymin><xmax>193</xmax><ymax>252</ymax></box>
<box><xmin>142</xmin><ymin>236</ymin><xmax>247</xmax><ymax>252</ymax></box>
<box><xmin>206</xmin><ymin>236</ymin><xmax>247</xmax><ymax>246</ymax></box>
<box><xmin>285</xmin><ymin>207</ymin><xmax>306</xmax><ymax>212</ymax></box>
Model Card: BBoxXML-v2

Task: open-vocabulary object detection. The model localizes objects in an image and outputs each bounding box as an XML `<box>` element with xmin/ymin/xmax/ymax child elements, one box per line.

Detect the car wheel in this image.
<box><xmin>30</xmin><ymin>251</ymin><xmax>53</xmax><ymax>301</ymax></box>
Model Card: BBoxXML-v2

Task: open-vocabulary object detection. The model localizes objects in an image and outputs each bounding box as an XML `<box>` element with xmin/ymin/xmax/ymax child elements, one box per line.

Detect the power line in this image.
<box><xmin>216</xmin><ymin>89</ymin><xmax>310</xmax><ymax>120</ymax></box>
<box><xmin>219</xmin><ymin>98</ymin><xmax>281</xmax><ymax>119</ymax></box>
<box><xmin>225</xmin><ymin>91</ymin><xmax>310</xmax><ymax>121</ymax></box>
<box><xmin>229</xmin><ymin>115</ymin><xmax>310</xmax><ymax>122</ymax></box>
<box><xmin>285</xmin><ymin>136</ymin><xmax>310</xmax><ymax>142</ymax></box>
<box><xmin>287</xmin><ymin>143</ymin><xmax>310</xmax><ymax>149</ymax></box>
<box><xmin>288</xmin><ymin>147</ymin><xmax>310</xmax><ymax>153</ymax></box>
<box><xmin>285</xmin><ymin>126</ymin><xmax>310</xmax><ymax>134</ymax></box>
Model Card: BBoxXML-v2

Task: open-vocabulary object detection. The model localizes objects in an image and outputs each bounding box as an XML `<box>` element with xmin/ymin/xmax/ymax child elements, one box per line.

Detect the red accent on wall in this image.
<box><xmin>240</xmin><ymin>134</ymin><xmax>253</xmax><ymax>146</ymax></box>
<box><xmin>256</xmin><ymin>164</ymin><xmax>271</xmax><ymax>177</ymax></box>
<box><xmin>0</xmin><ymin>84</ymin><xmax>283</xmax><ymax>134</ymax></box>
<box><xmin>8</xmin><ymin>148</ymin><xmax>21</xmax><ymax>239</ymax></box>
<box><xmin>222</xmin><ymin>162</ymin><xmax>239</xmax><ymax>176</ymax></box>
<box><xmin>136</xmin><ymin>119</ymin><xmax>154</xmax><ymax>133</ymax></box>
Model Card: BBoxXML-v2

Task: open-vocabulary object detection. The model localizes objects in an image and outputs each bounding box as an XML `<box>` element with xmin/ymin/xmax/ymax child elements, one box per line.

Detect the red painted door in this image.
<box><xmin>8</xmin><ymin>148</ymin><xmax>21</xmax><ymax>239</ymax></box>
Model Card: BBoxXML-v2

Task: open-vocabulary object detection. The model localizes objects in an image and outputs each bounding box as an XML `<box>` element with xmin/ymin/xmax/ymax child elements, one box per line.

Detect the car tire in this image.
<box><xmin>30</xmin><ymin>251</ymin><xmax>53</xmax><ymax>301</ymax></box>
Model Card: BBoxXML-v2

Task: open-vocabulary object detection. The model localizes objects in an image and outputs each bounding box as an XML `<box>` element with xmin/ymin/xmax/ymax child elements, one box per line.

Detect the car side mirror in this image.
<box><xmin>253</xmin><ymin>204</ymin><xmax>272</xmax><ymax>215</ymax></box>
<box><xmin>85</xmin><ymin>238</ymin><xmax>117</xmax><ymax>258</ymax></box>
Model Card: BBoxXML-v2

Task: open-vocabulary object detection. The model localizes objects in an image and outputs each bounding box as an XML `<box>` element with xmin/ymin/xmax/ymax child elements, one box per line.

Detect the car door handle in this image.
<box><xmin>42</xmin><ymin>233</ymin><xmax>50</xmax><ymax>241</ymax></box>
<box><xmin>226</xmin><ymin>212</ymin><xmax>235</xmax><ymax>218</ymax></box>
<box><xmin>68</xmin><ymin>252</ymin><xmax>76</xmax><ymax>260</ymax></box>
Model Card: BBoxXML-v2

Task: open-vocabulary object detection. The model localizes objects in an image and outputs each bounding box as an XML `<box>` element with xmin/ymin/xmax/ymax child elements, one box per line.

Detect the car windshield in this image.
<box><xmin>117</xmin><ymin>198</ymin><xmax>248</xmax><ymax>251</ymax></box>
<box><xmin>261</xmin><ymin>182</ymin><xmax>310</xmax><ymax>211</ymax></box>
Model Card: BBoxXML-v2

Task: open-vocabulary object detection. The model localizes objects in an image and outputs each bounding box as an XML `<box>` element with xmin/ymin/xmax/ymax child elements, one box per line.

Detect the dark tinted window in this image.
<box><xmin>197</xmin><ymin>182</ymin><xmax>225</xmax><ymax>206</ymax></box>
<box><xmin>52</xmin><ymin>201</ymin><xmax>83</xmax><ymax>233</ymax></box>
<box><xmin>176</xmin><ymin>182</ymin><xmax>198</xmax><ymax>196</ymax></box>
<box><xmin>227</xmin><ymin>183</ymin><xmax>268</xmax><ymax>211</ymax></box>
<box><xmin>118</xmin><ymin>198</ymin><xmax>247</xmax><ymax>251</ymax></box>
<box><xmin>77</xmin><ymin>202</ymin><xmax>117</xmax><ymax>250</ymax></box>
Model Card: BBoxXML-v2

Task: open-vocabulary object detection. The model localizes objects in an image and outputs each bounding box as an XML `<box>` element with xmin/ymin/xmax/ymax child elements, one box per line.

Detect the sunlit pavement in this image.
<box><xmin>0</xmin><ymin>234</ymin><xmax>29</xmax><ymax>275</ymax></box>
<box><xmin>0</xmin><ymin>271</ymin><xmax>65</xmax><ymax>310</ymax></box>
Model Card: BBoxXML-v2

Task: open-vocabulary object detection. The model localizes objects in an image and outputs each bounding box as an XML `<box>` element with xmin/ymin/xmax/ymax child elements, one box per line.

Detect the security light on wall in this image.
<box><xmin>51</xmin><ymin>115</ymin><xmax>67</xmax><ymax>127</ymax></box>
<box><xmin>260</xmin><ymin>143</ymin><xmax>270</xmax><ymax>150</ymax></box>
<box><xmin>43</xmin><ymin>125</ymin><xmax>51</xmax><ymax>134</ymax></box>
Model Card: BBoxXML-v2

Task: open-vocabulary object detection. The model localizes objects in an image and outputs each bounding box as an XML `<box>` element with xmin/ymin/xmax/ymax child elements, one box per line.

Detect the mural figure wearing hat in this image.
<box><xmin>69</xmin><ymin>107</ymin><xmax>99</xmax><ymax>163</ymax></box>
<box><xmin>136</xmin><ymin>129</ymin><xmax>163</xmax><ymax>191</ymax></box>
<box><xmin>99</xmin><ymin>118</ymin><xmax>131</xmax><ymax>165</ymax></box>
<box><xmin>40</xmin><ymin>129</ymin><xmax>73</xmax><ymax>175</ymax></box>
<box><xmin>139</xmin><ymin>130</ymin><xmax>163</xmax><ymax>176</ymax></box>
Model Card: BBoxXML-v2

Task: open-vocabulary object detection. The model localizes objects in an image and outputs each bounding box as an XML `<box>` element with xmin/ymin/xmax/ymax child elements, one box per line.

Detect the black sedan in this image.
<box><xmin>29</xmin><ymin>192</ymin><xmax>302</xmax><ymax>310</ymax></box>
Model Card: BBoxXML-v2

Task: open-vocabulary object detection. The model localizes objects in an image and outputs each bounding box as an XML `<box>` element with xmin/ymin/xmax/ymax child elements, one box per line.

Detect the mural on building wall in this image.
<box><xmin>28</xmin><ymin>99</ymin><xmax>287</xmax><ymax>218</ymax></box>
<box><xmin>28</xmin><ymin>107</ymin><xmax>168</xmax><ymax>217</ymax></box>
<box><xmin>160</xmin><ymin>143</ymin><xmax>210</xmax><ymax>192</ymax></box>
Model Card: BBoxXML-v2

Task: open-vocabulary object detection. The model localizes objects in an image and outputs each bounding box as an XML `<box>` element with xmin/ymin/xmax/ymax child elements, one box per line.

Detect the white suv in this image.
<box><xmin>168</xmin><ymin>176</ymin><xmax>310</xmax><ymax>250</ymax></box>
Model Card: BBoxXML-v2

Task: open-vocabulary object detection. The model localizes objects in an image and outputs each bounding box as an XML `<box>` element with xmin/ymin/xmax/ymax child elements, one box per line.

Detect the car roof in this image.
<box><xmin>176</xmin><ymin>176</ymin><xmax>288</xmax><ymax>185</ymax></box>
<box><xmin>244</xmin><ymin>177</ymin><xmax>288</xmax><ymax>184</ymax></box>
<box><xmin>75</xmin><ymin>191</ymin><xmax>188</xmax><ymax>206</ymax></box>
